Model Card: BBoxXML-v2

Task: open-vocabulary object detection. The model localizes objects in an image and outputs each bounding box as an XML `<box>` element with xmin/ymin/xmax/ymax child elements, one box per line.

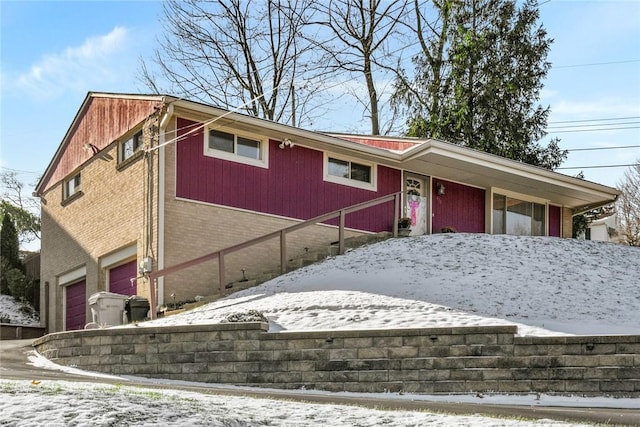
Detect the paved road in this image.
<box><xmin>2</xmin><ymin>339</ymin><xmax>639</xmax><ymax>426</ymax></box>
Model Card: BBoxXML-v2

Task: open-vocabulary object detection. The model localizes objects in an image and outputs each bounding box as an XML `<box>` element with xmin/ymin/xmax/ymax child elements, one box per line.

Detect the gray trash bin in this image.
<box><xmin>88</xmin><ymin>292</ymin><xmax>129</xmax><ymax>326</ymax></box>
<box><xmin>126</xmin><ymin>295</ymin><xmax>150</xmax><ymax>322</ymax></box>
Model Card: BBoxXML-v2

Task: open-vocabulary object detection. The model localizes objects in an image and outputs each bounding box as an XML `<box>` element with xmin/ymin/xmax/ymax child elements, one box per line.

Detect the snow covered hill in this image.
<box><xmin>145</xmin><ymin>233</ymin><xmax>640</xmax><ymax>336</ymax></box>
<box><xmin>0</xmin><ymin>294</ymin><xmax>39</xmax><ymax>326</ymax></box>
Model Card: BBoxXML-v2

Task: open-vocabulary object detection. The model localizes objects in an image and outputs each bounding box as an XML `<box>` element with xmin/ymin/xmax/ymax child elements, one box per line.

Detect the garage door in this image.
<box><xmin>109</xmin><ymin>260</ymin><xmax>137</xmax><ymax>296</ymax></box>
<box><xmin>65</xmin><ymin>280</ymin><xmax>86</xmax><ymax>331</ymax></box>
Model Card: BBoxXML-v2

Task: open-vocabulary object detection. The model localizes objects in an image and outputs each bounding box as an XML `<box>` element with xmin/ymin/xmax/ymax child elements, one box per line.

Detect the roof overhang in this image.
<box><xmin>400</xmin><ymin>139</ymin><xmax>620</xmax><ymax>210</ymax></box>
<box><xmin>168</xmin><ymin>98</ymin><xmax>403</xmax><ymax>166</ymax></box>
<box><xmin>40</xmin><ymin>93</ymin><xmax>618</xmax><ymax>212</ymax></box>
<box><xmin>169</xmin><ymin>98</ymin><xmax>619</xmax><ymax>211</ymax></box>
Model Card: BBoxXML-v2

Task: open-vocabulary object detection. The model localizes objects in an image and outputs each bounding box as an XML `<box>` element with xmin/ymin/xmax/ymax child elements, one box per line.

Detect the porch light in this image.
<box><xmin>436</xmin><ymin>182</ymin><xmax>445</xmax><ymax>195</ymax></box>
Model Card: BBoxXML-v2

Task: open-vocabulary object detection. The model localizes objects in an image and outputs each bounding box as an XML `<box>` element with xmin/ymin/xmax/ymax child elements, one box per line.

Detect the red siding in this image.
<box><xmin>109</xmin><ymin>261</ymin><xmax>137</xmax><ymax>296</ymax></box>
<box><xmin>65</xmin><ymin>280</ymin><xmax>86</xmax><ymax>331</ymax></box>
<box><xmin>175</xmin><ymin>119</ymin><xmax>401</xmax><ymax>232</ymax></box>
<box><xmin>337</xmin><ymin>135</ymin><xmax>420</xmax><ymax>151</ymax></box>
<box><xmin>432</xmin><ymin>179</ymin><xmax>485</xmax><ymax>233</ymax></box>
<box><xmin>41</xmin><ymin>96</ymin><xmax>163</xmax><ymax>193</ymax></box>
<box><xmin>549</xmin><ymin>205</ymin><xmax>561</xmax><ymax>237</ymax></box>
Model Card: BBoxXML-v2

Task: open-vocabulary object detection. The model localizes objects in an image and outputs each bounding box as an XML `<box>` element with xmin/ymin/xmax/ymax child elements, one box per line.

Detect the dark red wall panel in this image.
<box><xmin>175</xmin><ymin>118</ymin><xmax>401</xmax><ymax>232</ymax></box>
<box><xmin>432</xmin><ymin>179</ymin><xmax>485</xmax><ymax>233</ymax></box>
<box><xmin>549</xmin><ymin>205</ymin><xmax>561</xmax><ymax>237</ymax></box>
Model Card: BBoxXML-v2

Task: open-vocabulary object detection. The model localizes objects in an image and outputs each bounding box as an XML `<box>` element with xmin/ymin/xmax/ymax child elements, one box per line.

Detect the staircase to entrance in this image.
<box><xmin>148</xmin><ymin>192</ymin><xmax>403</xmax><ymax>318</ymax></box>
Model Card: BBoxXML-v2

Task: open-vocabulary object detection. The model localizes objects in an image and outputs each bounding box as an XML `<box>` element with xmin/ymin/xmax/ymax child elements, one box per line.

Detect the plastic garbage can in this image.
<box><xmin>126</xmin><ymin>295</ymin><xmax>150</xmax><ymax>322</ymax></box>
<box><xmin>88</xmin><ymin>292</ymin><xmax>129</xmax><ymax>326</ymax></box>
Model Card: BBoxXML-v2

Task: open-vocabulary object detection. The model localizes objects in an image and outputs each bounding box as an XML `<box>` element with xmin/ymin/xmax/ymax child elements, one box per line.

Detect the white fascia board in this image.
<box><xmin>169</xmin><ymin>98</ymin><xmax>618</xmax><ymax>201</ymax></box>
<box><xmin>169</xmin><ymin>99</ymin><xmax>403</xmax><ymax>164</ymax></box>
<box><xmin>407</xmin><ymin>139</ymin><xmax>619</xmax><ymax>200</ymax></box>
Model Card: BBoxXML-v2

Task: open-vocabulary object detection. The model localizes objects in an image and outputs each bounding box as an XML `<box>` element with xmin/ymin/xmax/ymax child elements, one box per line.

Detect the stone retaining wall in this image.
<box><xmin>1</xmin><ymin>324</ymin><xmax>46</xmax><ymax>340</ymax></box>
<box><xmin>33</xmin><ymin>324</ymin><xmax>640</xmax><ymax>395</ymax></box>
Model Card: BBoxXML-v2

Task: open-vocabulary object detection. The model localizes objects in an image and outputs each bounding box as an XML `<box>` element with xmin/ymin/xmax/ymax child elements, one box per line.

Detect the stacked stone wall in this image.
<box><xmin>34</xmin><ymin>324</ymin><xmax>640</xmax><ymax>395</ymax></box>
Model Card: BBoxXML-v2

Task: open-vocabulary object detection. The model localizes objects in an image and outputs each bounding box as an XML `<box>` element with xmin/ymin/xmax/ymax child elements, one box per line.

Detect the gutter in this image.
<box><xmin>572</xmin><ymin>194</ymin><xmax>619</xmax><ymax>217</ymax></box>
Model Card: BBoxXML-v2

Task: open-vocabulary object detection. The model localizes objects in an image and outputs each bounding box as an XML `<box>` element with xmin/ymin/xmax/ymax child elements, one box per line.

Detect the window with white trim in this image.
<box><xmin>120</xmin><ymin>130</ymin><xmax>143</xmax><ymax>163</ymax></box>
<box><xmin>63</xmin><ymin>173</ymin><xmax>81</xmax><ymax>201</ymax></box>
<box><xmin>492</xmin><ymin>193</ymin><xmax>546</xmax><ymax>236</ymax></box>
<box><xmin>205</xmin><ymin>128</ymin><xmax>267</xmax><ymax>167</ymax></box>
<box><xmin>324</xmin><ymin>154</ymin><xmax>376</xmax><ymax>191</ymax></box>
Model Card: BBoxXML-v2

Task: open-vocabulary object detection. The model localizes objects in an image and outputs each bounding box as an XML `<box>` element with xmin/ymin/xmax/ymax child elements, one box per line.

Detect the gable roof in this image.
<box><xmin>35</xmin><ymin>92</ymin><xmax>165</xmax><ymax>195</ymax></box>
<box><xmin>37</xmin><ymin>92</ymin><xmax>619</xmax><ymax>211</ymax></box>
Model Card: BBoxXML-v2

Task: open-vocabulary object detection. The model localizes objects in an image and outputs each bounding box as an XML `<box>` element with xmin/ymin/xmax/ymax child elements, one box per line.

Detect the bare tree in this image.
<box><xmin>140</xmin><ymin>0</ymin><xmax>323</xmax><ymax>125</ymax></box>
<box><xmin>392</xmin><ymin>0</ymin><xmax>452</xmax><ymax>130</ymax></box>
<box><xmin>617</xmin><ymin>160</ymin><xmax>640</xmax><ymax>246</ymax></box>
<box><xmin>311</xmin><ymin>0</ymin><xmax>409</xmax><ymax>135</ymax></box>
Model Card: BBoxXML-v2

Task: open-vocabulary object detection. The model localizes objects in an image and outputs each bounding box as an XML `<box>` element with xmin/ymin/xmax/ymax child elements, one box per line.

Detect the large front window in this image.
<box><xmin>493</xmin><ymin>193</ymin><xmax>546</xmax><ymax>236</ymax></box>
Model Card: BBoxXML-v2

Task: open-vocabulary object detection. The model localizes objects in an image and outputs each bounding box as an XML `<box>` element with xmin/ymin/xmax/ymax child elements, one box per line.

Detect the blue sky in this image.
<box><xmin>1</xmin><ymin>0</ymin><xmax>639</xmax><ymax>195</ymax></box>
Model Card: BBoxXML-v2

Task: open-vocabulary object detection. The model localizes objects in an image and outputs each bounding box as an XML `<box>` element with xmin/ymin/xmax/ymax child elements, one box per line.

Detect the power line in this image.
<box><xmin>0</xmin><ymin>166</ymin><xmax>40</xmax><ymax>175</ymax></box>
<box><xmin>566</xmin><ymin>145</ymin><xmax>640</xmax><ymax>152</ymax></box>
<box><xmin>555</xmin><ymin>163</ymin><xmax>638</xmax><ymax>170</ymax></box>
<box><xmin>548</xmin><ymin>121</ymin><xmax>640</xmax><ymax>129</ymax></box>
<box><xmin>553</xmin><ymin>59</ymin><xmax>640</xmax><ymax>69</ymax></box>
<box><xmin>548</xmin><ymin>126</ymin><xmax>640</xmax><ymax>134</ymax></box>
<box><xmin>548</xmin><ymin>116</ymin><xmax>640</xmax><ymax>124</ymax></box>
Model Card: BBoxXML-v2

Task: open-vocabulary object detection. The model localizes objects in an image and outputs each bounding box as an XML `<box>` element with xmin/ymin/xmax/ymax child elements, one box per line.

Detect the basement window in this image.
<box><xmin>204</xmin><ymin>127</ymin><xmax>268</xmax><ymax>168</ymax></box>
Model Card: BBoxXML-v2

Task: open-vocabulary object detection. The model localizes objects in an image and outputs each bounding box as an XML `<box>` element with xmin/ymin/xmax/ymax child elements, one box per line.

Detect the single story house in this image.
<box><xmin>35</xmin><ymin>92</ymin><xmax>620</xmax><ymax>332</ymax></box>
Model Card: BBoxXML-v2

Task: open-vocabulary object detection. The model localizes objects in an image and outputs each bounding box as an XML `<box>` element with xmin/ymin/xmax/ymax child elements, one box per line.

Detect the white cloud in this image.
<box><xmin>11</xmin><ymin>26</ymin><xmax>131</xmax><ymax>99</ymax></box>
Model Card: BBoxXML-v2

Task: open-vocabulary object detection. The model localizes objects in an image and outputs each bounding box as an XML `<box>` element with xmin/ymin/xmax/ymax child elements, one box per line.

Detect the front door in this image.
<box><xmin>406</xmin><ymin>176</ymin><xmax>427</xmax><ymax>236</ymax></box>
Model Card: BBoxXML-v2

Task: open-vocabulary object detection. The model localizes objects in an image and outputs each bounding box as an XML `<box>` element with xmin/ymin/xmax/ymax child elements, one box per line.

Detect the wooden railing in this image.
<box><xmin>147</xmin><ymin>192</ymin><xmax>402</xmax><ymax>319</ymax></box>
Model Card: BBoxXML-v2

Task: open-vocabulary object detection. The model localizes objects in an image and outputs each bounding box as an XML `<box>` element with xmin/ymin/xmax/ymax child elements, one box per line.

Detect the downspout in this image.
<box><xmin>155</xmin><ymin>102</ymin><xmax>173</xmax><ymax>311</ymax></box>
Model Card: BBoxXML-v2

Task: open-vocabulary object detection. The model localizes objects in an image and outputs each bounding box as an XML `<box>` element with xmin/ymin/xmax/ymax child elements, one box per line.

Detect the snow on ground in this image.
<box><xmin>0</xmin><ymin>380</ymin><xmax>592</xmax><ymax>427</ymax></box>
<box><xmin>143</xmin><ymin>234</ymin><xmax>640</xmax><ymax>336</ymax></box>
<box><xmin>3</xmin><ymin>234</ymin><xmax>639</xmax><ymax>425</ymax></box>
<box><xmin>0</xmin><ymin>294</ymin><xmax>39</xmax><ymax>326</ymax></box>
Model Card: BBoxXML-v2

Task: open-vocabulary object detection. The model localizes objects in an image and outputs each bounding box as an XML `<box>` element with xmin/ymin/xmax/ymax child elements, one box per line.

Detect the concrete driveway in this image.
<box><xmin>1</xmin><ymin>339</ymin><xmax>639</xmax><ymax>426</ymax></box>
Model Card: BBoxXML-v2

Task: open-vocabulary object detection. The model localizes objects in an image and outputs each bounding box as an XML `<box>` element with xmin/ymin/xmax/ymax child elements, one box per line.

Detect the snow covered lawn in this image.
<box><xmin>143</xmin><ymin>234</ymin><xmax>640</xmax><ymax>337</ymax></box>
<box><xmin>0</xmin><ymin>380</ymin><xmax>594</xmax><ymax>426</ymax></box>
<box><xmin>2</xmin><ymin>234</ymin><xmax>639</xmax><ymax>426</ymax></box>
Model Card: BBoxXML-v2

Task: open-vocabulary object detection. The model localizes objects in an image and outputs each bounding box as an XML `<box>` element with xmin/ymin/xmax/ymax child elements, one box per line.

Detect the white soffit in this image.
<box><xmin>402</xmin><ymin>143</ymin><xmax>619</xmax><ymax>208</ymax></box>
